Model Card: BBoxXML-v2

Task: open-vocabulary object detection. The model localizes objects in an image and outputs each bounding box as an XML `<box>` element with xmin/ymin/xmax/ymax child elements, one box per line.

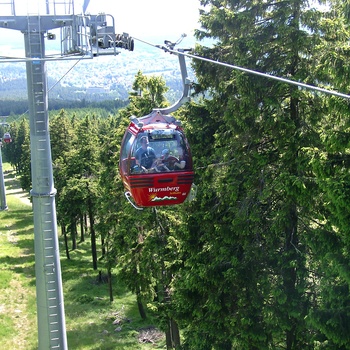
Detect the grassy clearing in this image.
<box><xmin>0</xmin><ymin>169</ymin><xmax>37</xmax><ymax>349</ymax></box>
<box><xmin>0</xmin><ymin>167</ymin><xmax>166</xmax><ymax>349</ymax></box>
<box><xmin>61</xmin><ymin>242</ymin><xmax>165</xmax><ymax>350</ymax></box>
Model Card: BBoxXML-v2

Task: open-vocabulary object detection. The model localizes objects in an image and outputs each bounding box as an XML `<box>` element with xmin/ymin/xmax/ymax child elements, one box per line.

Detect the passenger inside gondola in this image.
<box><xmin>134</xmin><ymin>136</ymin><xmax>156</xmax><ymax>170</ymax></box>
<box><xmin>129</xmin><ymin>130</ymin><xmax>191</xmax><ymax>174</ymax></box>
<box><xmin>152</xmin><ymin>148</ymin><xmax>186</xmax><ymax>172</ymax></box>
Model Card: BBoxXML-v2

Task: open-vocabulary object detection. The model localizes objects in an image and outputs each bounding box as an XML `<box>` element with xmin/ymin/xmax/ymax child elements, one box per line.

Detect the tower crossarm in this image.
<box><xmin>0</xmin><ymin>13</ymin><xmax>134</xmax><ymax>60</ymax></box>
<box><xmin>0</xmin><ymin>15</ymin><xmax>74</xmax><ymax>31</ymax></box>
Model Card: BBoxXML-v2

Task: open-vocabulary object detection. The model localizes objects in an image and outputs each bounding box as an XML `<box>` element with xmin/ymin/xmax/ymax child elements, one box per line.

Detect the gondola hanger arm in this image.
<box><xmin>153</xmin><ymin>37</ymin><xmax>193</xmax><ymax>115</ymax></box>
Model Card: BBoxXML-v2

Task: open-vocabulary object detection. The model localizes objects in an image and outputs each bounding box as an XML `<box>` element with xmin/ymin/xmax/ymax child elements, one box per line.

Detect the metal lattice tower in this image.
<box><xmin>0</xmin><ymin>1</ymin><xmax>133</xmax><ymax>348</ymax></box>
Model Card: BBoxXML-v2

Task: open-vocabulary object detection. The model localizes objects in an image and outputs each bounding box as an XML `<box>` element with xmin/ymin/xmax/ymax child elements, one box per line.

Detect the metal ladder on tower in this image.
<box><xmin>27</xmin><ymin>14</ymin><xmax>46</xmax><ymax>135</ymax></box>
<box><xmin>26</xmin><ymin>13</ymin><xmax>66</xmax><ymax>349</ymax></box>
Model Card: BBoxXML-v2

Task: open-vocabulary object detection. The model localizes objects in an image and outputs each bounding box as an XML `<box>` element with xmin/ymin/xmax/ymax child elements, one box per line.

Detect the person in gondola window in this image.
<box><xmin>135</xmin><ymin>136</ymin><xmax>156</xmax><ymax>169</ymax></box>
<box><xmin>153</xmin><ymin>148</ymin><xmax>186</xmax><ymax>172</ymax></box>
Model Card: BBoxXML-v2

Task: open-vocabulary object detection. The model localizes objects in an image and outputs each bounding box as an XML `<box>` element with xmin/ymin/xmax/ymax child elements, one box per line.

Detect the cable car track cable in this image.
<box><xmin>47</xmin><ymin>56</ymin><xmax>84</xmax><ymax>92</ymax></box>
<box><xmin>134</xmin><ymin>37</ymin><xmax>350</xmax><ymax>100</ymax></box>
<box><xmin>3</xmin><ymin>56</ymin><xmax>86</xmax><ymax>123</ymax></box>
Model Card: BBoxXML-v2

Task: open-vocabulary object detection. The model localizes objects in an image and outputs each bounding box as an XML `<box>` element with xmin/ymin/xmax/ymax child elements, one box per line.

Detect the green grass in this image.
<box><xmin>0</xmin><ymin>169</ymin><xmax>37</xmax><ymax>349</ymax></box>
<box><xmin>0</xmin><ymin>167</ymin><xmax>166</xmax><ymax>349</ymax></box>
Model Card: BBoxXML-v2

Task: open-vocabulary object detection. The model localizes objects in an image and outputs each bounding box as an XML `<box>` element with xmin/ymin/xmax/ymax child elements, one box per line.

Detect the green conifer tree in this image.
<box><xmin>173</xmin><ymin>0</ymin><xmax>350</xmax><ymax>348</ymax></box>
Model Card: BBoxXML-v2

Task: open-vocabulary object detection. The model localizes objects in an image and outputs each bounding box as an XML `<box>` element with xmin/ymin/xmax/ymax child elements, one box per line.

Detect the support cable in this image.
<box><xmin>4</xmin><ymin>56</ymin><xmax>85</xmax><ymax>123</ymax></box>
<box><xmin>47</xmin><ymin>56</ymin><xmax>84</xmax><ymax>92</ymax></box>
<box><xmin>134</xmin><ymin>37</ymin><xmax>350</xmax><ymax>100</ymax></box>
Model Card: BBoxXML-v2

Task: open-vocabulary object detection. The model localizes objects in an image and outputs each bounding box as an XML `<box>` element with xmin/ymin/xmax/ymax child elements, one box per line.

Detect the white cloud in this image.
<box><xmin>87</xmin><ymin>0</ymin><xmax>201</xmax><ymax>39</ymax></box>
<box><xmin>0</xmin><ymin>0</ymin><xmax>202</xmax><ymax>54</ymax></box>
<box><xmin>3</xmin><ymin>0</ymin><xmax>200</xmax><ymax>39</ymax></box>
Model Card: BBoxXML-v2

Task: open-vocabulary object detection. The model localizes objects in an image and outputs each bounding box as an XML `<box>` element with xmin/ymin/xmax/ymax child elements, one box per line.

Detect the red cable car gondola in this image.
<box><xmin>119</xmin><ymin>42</ymin><xmax>196</xmax><ymax>209</ymax></box>
<box><xmin>2</xmin><ymin>132</ymin><xmax>12</xmax><ymax>143</ymax></box>
<box><xmin>119</xmin><ymin>111</ymin><xmax>195</xmax><ymax>208</ymax></box>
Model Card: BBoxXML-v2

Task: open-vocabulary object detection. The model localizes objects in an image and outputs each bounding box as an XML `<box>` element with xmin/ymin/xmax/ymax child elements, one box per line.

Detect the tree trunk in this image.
<box><xmin>284</xmin><ymin>204</ymin><xmax>299</xmax><ymax>350</ymax></box>
<box><xmin>283</xmin><ymin>89</ymin><xmax>302</xmax><ymax>350</ymax></box>
<box><xmin>165</xmin><ymin>318</ymin><xmax>180</xmax><ymax>349</ymax></box>
<box><xmin>85</xmin><ymin>182</ymin><xmax>97</xmax><ymax>269</ymax></box>
<box><xmin>88</xmin><ymin>197</ymin><xmax>98</xmax><ymax>270</ymax></box>
<box><xmin>79</xmin><ymin>214</ymin><xmax>85</xmax><ymax>242</ymax></box>
<box><xmin>136</xmin><ymin>284</ymin><xmax>147</xmax><ymax>319</ymax></box>
<box><xmin>84</xmin><ymin>214</ymin><xmax>88</xmax><ymax>235</ymax></box>
<box><xmin>108</xmin><ymin>268</ymin><xmax>113</xmax><ymax>302</ymax></box>
<box><xmin>89</xmin><ymin>213</ymin><xmax>97</xmax><ymax>270</ymax></box>
<box><xmin>70</xmin><ymin>216</ymin><xmax>77</xmax><ymax>250</ymax></box>
<box><xmin>101</xmin><ymin>236</ymin><xmax>106</xmax><ymax>257</ymax></box>
<box><xmin>62</xmin><ymin>224</ymin><xmax>70</xmax><ymax>259</ymax></box>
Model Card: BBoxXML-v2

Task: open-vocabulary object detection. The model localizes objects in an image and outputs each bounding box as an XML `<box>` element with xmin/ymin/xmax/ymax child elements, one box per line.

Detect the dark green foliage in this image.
<box><xmin>171</xmin><ymin>0</ymin><xmax>350</xmax><ymax>349</ymax></box>
<box><xmin>0</xmin><ymin>98</ymin><xmax>128</xmax><ymax>116</ymax></box>
<box><xmin>2</xmin><ymin>118</ymin><xmax>31</xmax><ymax>190</ymax></box>
<box><xmin>6</xmin><ymin>12</ymin><xmax>350</xmax><ymax>349</ymax></box>
<box><xmin>128</xmin><ymin>70</ymin><xmax>170</xmax><ymax>116</ymax></box>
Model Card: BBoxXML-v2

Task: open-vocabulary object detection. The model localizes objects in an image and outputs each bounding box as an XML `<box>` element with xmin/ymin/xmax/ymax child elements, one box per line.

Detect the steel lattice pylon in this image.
<box><xmin>0</xmin><ymin>1</ymin><xmax>133</xmax><ymax>348</ymax></box>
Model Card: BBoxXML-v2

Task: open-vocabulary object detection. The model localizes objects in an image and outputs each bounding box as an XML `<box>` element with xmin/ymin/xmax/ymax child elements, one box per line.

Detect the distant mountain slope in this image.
<box><xmin>0</xmin><ymin>39</ymin><xmax>196</xmax><ymax>103</ymax></box>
